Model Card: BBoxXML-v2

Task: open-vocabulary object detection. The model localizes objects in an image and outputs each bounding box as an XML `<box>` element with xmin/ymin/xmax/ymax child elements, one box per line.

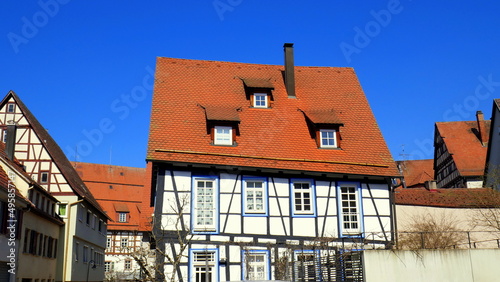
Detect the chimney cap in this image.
<box><xmin>283</xmin><ymin>43</ymin><xmax>294</xmax><ymax>48</ymax></box>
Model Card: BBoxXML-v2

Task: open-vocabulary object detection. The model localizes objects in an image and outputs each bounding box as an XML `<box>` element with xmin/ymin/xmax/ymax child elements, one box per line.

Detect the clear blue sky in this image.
<box><xmin>1</xmin><ymin>1</ymin><xmax>499</xmax><ymax>168</ymax></box>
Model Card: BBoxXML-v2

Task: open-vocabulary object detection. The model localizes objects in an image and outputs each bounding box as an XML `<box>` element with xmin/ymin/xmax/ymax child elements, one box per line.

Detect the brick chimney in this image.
<box><xmin>476</xmin><ymin>111</ymin><xmax>489</xmax><ymax>146</ymax></box>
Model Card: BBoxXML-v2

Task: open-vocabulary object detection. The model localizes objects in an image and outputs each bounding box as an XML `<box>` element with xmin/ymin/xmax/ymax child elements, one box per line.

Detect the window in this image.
<box><xmin>59</xmin><ymin>203</ymin><xmax>68</xmax><ymax>216</ymax></box>
<box><xmin>291</xmin><ymin>180</ymin><xmax>316</xmax><ymax>216</ymax></box>
<box><xmin>106</xmin><ymin>237</ymin><xmax>111</xmax><ymax>249</ymax></box>
<box><xmin>7</xmin><ymin>103</ymin><xmax>15</xmax><ymax>113</ymax></box>
<box><xmin>75</xmin><ymin>242</ymin><xmax>79</xmax><ymax>261</ymax></box>
<box><xmin>39</xmin><ymin>171</ymin><xmax>50</xmax><ymax>183</ymax></box>
<box><xmin>86</xmin><ymin>211</ymin><xmax>91</xmax><ymax>225</ymax></box>
<box><xmin>83</xmin><ymin>245</ymin><xmax>88</xmax><ymax>263</ymax></box>
<box><xmin>214</xmin><ymin>126</ymin><xmax>232</xmax><ymax>145</ymax></box>
<box><xmin>243</xmin><ymin>250</ymin><xmax>269</xmax><ymax>281</ymax></box>
<box><xmin>124</xmin><ymin>259</ymin><xmax>132</xmax><ymax>270</ymax></box>
<box><xmin>121</xmin><ymin>238</ymin><xmax>128</xmax><ymax>248</ymax></box>
<box><xmin>118</xmin><ymin>212</ymin><xmax>128</xmax><ymax>223</ymax></box>
<box><xmin>295</xmin><ymin>251</ymin><xmax>319</xmax><ymax>282</ymax></box>
<box><xmin>338</xmin><ymin>183</ymin><xmax>363</xmax><ymax>236</ymax></box>
<box><xmin>192</xmin><ymin>178</ymin><xmax>218</xmax><ymax>233</ymax></box>
<box><xmin>105</xmin><ymin>261</ymin><xmax>114</xmax><ymax>272</ymax></box>
<box><xmin>78</xmin><ymin>205</ymin><xmax>84</xmax><ymax>221</ymax></box>
<box><xmin>92</xmin><ymin>214</ymin><xmax>97</xmax><ymax>229</ymax></box>
<box><xmin>98</xmin><ymin>220</ymin><xmax>103</xmax><ymax>232</ymax></box>
<box><xmin>319</xmin><ymin>129</ymin><xmax>337</xmax><ymax>148</ymax></box>
<box><xmin>191</xmin><ymin>250</ymin><xmax>217</xmax><ymax>282</ymax></box>
<box><xmin>253</xmin><ymin>93</ymin><xmax>268</xmax><ymax>108</ymax></box>
<box><xmin>2</xmin><ymin>130</ymin><xmax>6</xmax><ymax>143</ymax></box>
<box><xmin>243</xmin><ymin>178</ymin><xmax>267</xmax><ymax>215</ymax></box>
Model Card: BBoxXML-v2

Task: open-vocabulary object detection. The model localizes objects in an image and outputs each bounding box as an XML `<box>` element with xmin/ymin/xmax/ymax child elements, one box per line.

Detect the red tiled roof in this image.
<box><xmin>71</xmin><ymin>162</ymin><xmax>151</xmax><ymax>231</ymax></box>
<box><xmin>435</xmin><ymin>121</ymin><xmax>490</xmax><ymax>176</ymax></box>
<box><xmin>395</xmin><ymin>187</ymin><xmax>500</xmax><ymax>208</ymax></box>
<box><xmin>147</xmin><ymin>57</ymin><xmax>398</xmax><ymax>177</ymax></box>
<box><xmin>397</xmin><ymin>159</ymin><xmax>434</xmax><ymax>188</ymax></box>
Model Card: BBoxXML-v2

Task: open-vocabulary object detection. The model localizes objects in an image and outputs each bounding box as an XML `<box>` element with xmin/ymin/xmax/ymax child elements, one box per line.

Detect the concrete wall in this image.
<box><xmin>364</xmin><ymin>249</ymin><xmax>500</xmax><ymax>282</ymax></box>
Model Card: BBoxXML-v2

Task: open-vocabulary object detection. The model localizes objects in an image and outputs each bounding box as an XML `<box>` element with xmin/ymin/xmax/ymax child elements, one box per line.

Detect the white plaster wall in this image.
<box><xmin>364</xmin><ymin>249</ymin><xmax>500</xmax><ymax>282</ymax></box>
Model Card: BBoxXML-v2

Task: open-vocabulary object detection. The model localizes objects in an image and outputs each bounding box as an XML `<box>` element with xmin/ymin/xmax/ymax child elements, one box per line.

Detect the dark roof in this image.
<box><xmin>395</xmin><ymin>187</ymin><xmax>500</xmax><ymax>208</ymax></box>
<box><xmin>147</xmin><ymin>57</ymin><xmax>398</xmax><ymax>177</ymax></box>
<box><xmin>0</xmin><ymin>91</ymin><xmax>107</xmax><ymax>218</ymax></box>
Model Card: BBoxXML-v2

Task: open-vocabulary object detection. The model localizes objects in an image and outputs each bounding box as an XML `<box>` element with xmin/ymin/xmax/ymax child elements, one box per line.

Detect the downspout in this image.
<box><xmin>390</xmin><ymin>178</ymin><xmax>403</xmax><ymax>249</ymax></box>
<box><xmin>62</xmin><ymin>199</ymin><xmax>84</xmax><ymax>282</ymax></box>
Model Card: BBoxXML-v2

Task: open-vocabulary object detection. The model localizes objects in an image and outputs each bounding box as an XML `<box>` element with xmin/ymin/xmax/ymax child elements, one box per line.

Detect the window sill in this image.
<box><xmin>211</xmin><ymin>142</ymin><xmax>237</xmax><ymax>147</ymax></box>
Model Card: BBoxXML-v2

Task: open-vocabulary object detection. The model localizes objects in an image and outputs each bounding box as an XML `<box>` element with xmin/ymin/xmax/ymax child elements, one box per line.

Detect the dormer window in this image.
<box><xmin>319</xmin><ymin>129</ymin><xmax>337</xmax><ymax>148</ymax></box>
<box><xmin>300</xmin><ymin>109</ymin><xmax>343</xmax><ymax>149</ymax></box>
<box><xmin>214</xmin><ymin>126</ymin><xmax>233</xmax><ymax>145</ymax></box>
<box><xmin>201</xmin><ymin>105</ymin><xmax>240</xmax><ymax>146</ymax></box>
<box><xmin>253</xmin><ymin>93</ymin><xmax>268</xmax><ymax>108</ymax></box>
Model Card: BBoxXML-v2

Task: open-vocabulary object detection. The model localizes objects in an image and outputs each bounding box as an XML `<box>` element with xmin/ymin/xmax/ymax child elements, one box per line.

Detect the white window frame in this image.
<box><xmin>118</xmin><ymin>212</ymin><xmax>128</xmax><ymax>223</ymax></box>
<box><xmin>190</xmin><ymin>249</ymin><xmax>218</xmax><ymax>282</ymax></box>
<box><xmin>291</xmin><ymin>180</ymin><xmax>316</xmax><ymax>216</ymax></box>
<box><xmin>121</xmin><ymin>238</ymin><xmax>128</xmax><ymax>248</ymax></box>
<box><xmin>124</xmin><ymin>259</ymin><xmax>132</xmax><ymax>270</ymax></box>
<box><xmin>338</xmin><ymin>182</ymin><xmax>363</xmax><ymax>236</ymax></box>
<box><xmin>253</xmin><ymin>93</ymin><xmax>268</xmax><ymax>108</ymax></box>
<box><xmin>214</xmin><ymin>126</ymin><xmax>232</xmax><ymax>145</ymax></box>
<box><xmin>106</xmin><ymin>237</ymin><xmax>111</xmax><ymax>249</ymax></box>
<box><xmin>242</xmin><ymin>250</ymin><xmax>270</xmax><ymax>281</ymax></box>
<box><xmin>83</xmin><ymin>245</ymin><xmax>88</xmax><ymax>263</ymax></box>
<box><xmin>319</xmin><ymin>129</ymin><xmax>337</xmax><ymax>148</ymax></box>
<box><xmin>243</xmin><ymin>177</ymin><xmax>267</xmax><ymax>215</ymax></box>
<box><xmin>192</xmin><ymin>177</ymin><xmax>218</xmax><ymax>233</ymax></box>
<box><xmin>105</xmin><ymin>261</ymin><xmax>114</xmax><ymax>272</ymax></box>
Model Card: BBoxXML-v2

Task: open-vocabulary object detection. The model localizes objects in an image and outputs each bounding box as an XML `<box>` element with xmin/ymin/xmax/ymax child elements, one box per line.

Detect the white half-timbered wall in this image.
<box><xmin>154</xmin><ymin>167</ymin><xmax>392</xmax><ymax>282</ymax></box>
<box><xmin>0</xmin><ymin>97</ymin><xmax>72</xmax><ymax>194</ymax></box>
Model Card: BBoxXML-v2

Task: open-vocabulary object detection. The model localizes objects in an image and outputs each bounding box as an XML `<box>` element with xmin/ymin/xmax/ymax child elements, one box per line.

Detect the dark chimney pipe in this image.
<box><xmin>284</xmin><ymin>43</ymin><xmax>296</xmax><ymax>98</ymax></box>
<box><xmin>476</xmin><ymin>111</ymin><xmax>488</xmax><ymax>146</ymax></box>
<box><xmin>5</xmin><ymin>122</ymin><xmax>17</xmax><ymax>160</ymax></box>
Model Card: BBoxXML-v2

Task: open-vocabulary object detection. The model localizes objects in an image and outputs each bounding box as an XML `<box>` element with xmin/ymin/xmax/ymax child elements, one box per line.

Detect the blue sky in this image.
<box><xmin>1</xmin><ymin>1</ymin><xmax>499</xmax><ymax>168</ymax></box>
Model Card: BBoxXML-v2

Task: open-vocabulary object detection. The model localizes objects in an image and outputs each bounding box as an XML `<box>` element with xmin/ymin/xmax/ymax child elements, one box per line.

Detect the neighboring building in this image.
<box><xmin>72</xmin><ymin>162</ymin><xmax>154</xmax><ymax>281</ymax></box>
<box><xmin>0</xmin><ymin>162</ymin><xmax>29</xmax><ymax>282</ymax></box>
<box><xmin>395</xmin><ymin>187</ymin><xmax>500</xmax><ymax>249</ymax></box>
<box><xmin>485</xmin><ymin>99</ymin><xmax>500</xmax><ymax>190</ymax></box>
<box><xmin>434</xmin><ymin>111</ymin><xmax>490</xmax><ymax>188</ymax></box>
<box><xmin>396</xmin><ymin>159</ymin><xmax>434</xmax><ymax>188</ymax></box>
<box><xmin>0</xmin><ymin>138</ymin><xmax>64</xmax><ymax>281</ymax></box>
<box><xmin>0</xmin><ymin>91</ymin><xmax>108</xmax><ymax>282</ymax></box>
<box><xmin>146</xmin><ymin>44</ymin><xmax>399</xmax><ymax>281</ymax></box>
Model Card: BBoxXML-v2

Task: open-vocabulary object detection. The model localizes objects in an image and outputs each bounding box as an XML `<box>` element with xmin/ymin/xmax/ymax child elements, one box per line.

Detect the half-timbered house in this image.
<box><xmin>72</xmin><ymin>161</ymin><xmax>154</xmax><ymax>281</ymax></box>
<box><xmin>146</xmin><ymin>44</ymin><xmax>399</xmax><ymax>281</ymax></box>
<box><xmin>0</xmin><ymin>91</ymin><xmax>108</xmax><ymax>282</ymax></box>
<box><xmin>434</xmin><ymin>111</ymin><xmax>490</xmax><ymax>188</ymax></box>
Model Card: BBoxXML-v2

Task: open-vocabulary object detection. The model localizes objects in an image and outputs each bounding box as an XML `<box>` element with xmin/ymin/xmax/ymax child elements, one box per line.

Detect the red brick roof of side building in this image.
<box><xmin>394</xmin><ymin>187</ymin><xmax>500</xmax><ymax>208</ymax></box>
<box><xmin>147</xmin><ymin>56</ymin><xmax>399</xmax><ymax>177</ymax></box>
<box><xmin>435</xmin><ymin>119</ymin><xmax>490</xmax><ymax>177</ymax></box>
<box><xmin>397</xmin><ymin>159</ymin><xmax>434</xmax><ymax>188</ymax></box>
<box><xmin>71</xmin><ymin>162</ymin><xmax>152</xmax><ymax>232</ymax></box>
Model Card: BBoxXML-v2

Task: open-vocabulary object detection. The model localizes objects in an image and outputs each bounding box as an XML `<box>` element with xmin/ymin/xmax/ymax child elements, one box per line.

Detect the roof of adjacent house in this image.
<box><xmin>72</xmin><ymin>162</ymin><xmax>151</xmax><ymax>231</ymax></box>
<box><xmin>0</xmin><ymin>91</ymin><xmax>107</xmax><ymax>218</ymax></box>
<box><xmin>435</xmin><ymin>120</ymin><xmax>490</xmax><ymax>176</ymax></box>
<box><xmin>397</xmin><ymin>159</ymin><xmax>434</xmax><ymax>188</ymax></box>
<box><xmin>147</xmin><ymin>57</ymin><xmax>398</xmax><ymax>177</ymax></box>
<box><xmin>395</xmin><ymin>187</ymin><xmax>500</xmax><ymax>208</ymax></box>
